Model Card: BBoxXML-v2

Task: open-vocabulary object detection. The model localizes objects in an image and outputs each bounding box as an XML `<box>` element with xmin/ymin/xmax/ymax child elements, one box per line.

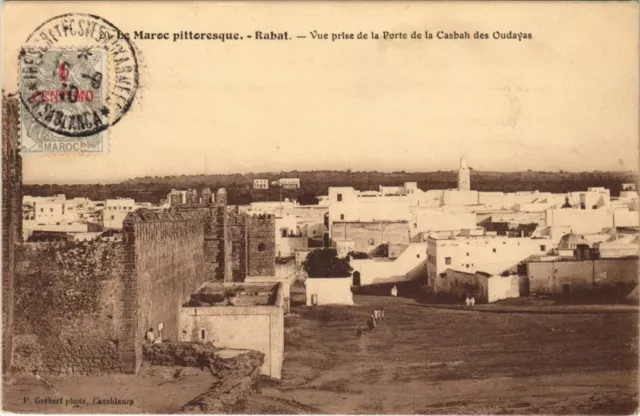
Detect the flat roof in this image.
<box><xmin>333</xmin><ymin>220</ymin><xmax>408</xmax><ymax>224</ymax></box>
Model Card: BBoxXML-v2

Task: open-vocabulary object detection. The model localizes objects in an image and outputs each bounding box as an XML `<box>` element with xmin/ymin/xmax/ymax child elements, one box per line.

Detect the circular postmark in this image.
<box><xmin>19</xmin><ymin>13</ymin><xmax>138</xmax><ymax>138</ymax></box>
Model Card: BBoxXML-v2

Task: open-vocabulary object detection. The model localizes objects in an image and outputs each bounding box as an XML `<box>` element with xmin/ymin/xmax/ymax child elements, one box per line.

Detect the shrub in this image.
<box><xmin>302</xmin><ymin>248</ymin><xmax>352</xmax><ymax>278</ymax></box>
<box><xmin>347</xmin><ymin>251</ymin><xmax>370</xmax><ymax>259</ymax></box>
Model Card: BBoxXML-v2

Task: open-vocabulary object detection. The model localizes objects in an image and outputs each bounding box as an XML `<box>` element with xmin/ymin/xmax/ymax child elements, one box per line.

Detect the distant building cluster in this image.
<box><xmin>167</xmin><ymin>187</ymin><xmax>217</xmax><ymax>206</ymax></box>
<box><xmin>320</xmin><ymin>157</ymin><xmax>639</xmax><ymax>304</ymax></box>
<box><xmin>252</xmin><ymin>177</ymin><xmax>301</xmax><ymax>190</ymax></box>
<box><xmin>21</xmin><ymin>194</ymin><xmax>159</xmax><ymax>242</ymax></box>
<box><xmin>253</xmin><ymin>179</ymin><xmax>269</xmax><ymax>189</ymax></box>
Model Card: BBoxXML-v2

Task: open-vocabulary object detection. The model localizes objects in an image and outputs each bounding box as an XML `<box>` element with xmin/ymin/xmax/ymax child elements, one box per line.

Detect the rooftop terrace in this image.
<box><xmin>184</xmin><ymin>282</ymin><xmax>280</xmax><ymax>307</ymax></box>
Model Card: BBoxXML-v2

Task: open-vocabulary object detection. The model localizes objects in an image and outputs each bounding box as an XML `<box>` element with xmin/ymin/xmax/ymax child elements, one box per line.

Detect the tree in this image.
<box><xmin>298</xmin><ymin>192</ymin><xmax>319</xmax><ymax>205</ymax></box>
<box><xmin>303</xmin><ymin>248</ymin><xmax>353</xmax><ymax>278</ymax></box>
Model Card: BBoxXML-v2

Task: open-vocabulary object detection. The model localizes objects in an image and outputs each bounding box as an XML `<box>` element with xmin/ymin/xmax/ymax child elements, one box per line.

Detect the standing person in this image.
<box><xmin>465</xmin><ymin>296</ymin><xmax>471</xmax><ymax>307</ymax></box>
<box><xmin>380</xmin><ymin>308</ymin><xmax>385</xmax><ymax>321</ymax></box>
<box><xmin>470</xmin><ymin>296</ymin><xmax>476</xmax><ymax>307</ymax></box>
<box><xmin>391</xmin><ymin>285</ymin><xmax>398</xmax><ymax>297</ymax></box>
<box><xmin>367</xmin><ymin>313</ymin><xmax>377</xmax><ymax>330</ymax></box>
<box><xmin>356</xmin><ymin>327</ymin><xmax>364</xmax><ymax>339</ymax></box>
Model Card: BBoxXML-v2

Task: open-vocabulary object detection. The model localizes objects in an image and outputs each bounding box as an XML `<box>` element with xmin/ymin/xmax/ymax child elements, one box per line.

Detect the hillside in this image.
<box><xmin>23</xmin><ymin>170</ymin><xmax>639</xmax><ymax>205</ymax></box>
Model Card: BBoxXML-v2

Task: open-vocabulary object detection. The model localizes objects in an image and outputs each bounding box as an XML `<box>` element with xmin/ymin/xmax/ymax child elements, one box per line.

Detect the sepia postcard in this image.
<box><xmin>1</xmin><ymin>1</ymin><xmax>639</xmax><ymax>414</ymax></box>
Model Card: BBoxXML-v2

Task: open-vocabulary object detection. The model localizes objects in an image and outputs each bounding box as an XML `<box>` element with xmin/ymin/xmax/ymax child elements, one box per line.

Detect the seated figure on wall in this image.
<box><xmin>145</xmin><ymin>328</ymin><xmax>162</xmax><ymax>344</ymax></box>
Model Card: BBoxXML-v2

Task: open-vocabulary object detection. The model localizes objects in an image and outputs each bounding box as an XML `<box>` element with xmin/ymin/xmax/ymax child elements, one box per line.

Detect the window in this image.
<box><xmin>493</xmin><ymin>248</ymin><xmax>497</xmax><ymax>253</ymax></box>
<box><xmin>50</xmin><ymin>208</ymin><xmax>54</xmax><ymax>212</ymax></box>
<box><xmin>281</xmin><ymin>229</ymin><xmax>288</xmax><ymax>238</ymax></box>
<box><xmin>337</xmin><ymin>193</ymin><xmax>343</xmax><ymax>202</ymax></box>
<box><xmin>466</xmin><ymin>252</ymin><xmax>469</xmax><ymax>256</ymax></box>
<box><xmin>111</xmin><ymin>215</ymin><xmax>115</xmax><ymax>220</ymax></box>
<box><xmin>416</xmin><ymin>254</ymin><xmax>420</xmax><ymax>258</ymax></box>
<box><xmin>40</xmin><ymin>208</ymin><xmax>43</xmax><ymax>212</ymax></box>
<box><xmin>445</xmin><ymin>257</ymin><xmax>451</xmax><ymax>265</ymax></box>
<box><xmin>340</xmin><ymin>214</ymin><xmax>344</xmax><ymax>220</ymax></box>
<box><xmin>201</xmin><ymin>329</ymin><xmax>206</xmax><ymax>340</ymax></box>
<box><xmin>258</xmin><ymin>243</ymin><xmax>266</xmax><ymax>252</ymax></box>
<box><xmin>368</xmin><ymin>238</ymin><xmax>375</xmax><ymax>246</ymax></box>
<box><xmin>540</xmin><ymin>245</ymin><xmax>546</xmax><ymax>252</ymax></box>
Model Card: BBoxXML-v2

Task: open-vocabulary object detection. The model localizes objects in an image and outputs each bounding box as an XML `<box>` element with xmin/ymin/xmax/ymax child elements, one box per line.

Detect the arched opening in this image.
<box><xmin>258</xmin><ymin>243</ymin><xmax>266</xmax><ymax>252</ymax></box>
<box><xmin>353</xmin><ymin>271</ymin><xmax>361</xmax><ymax>286</ymax></box>
<box><xmin>575</xmin><ymin>243</ymin><xmax>591</xmax><ymax>261</ymax></box>
<box><xmin>201</xmin><ymin>329</ymin><xmax>206</xmax><ymax>340</ymax></box>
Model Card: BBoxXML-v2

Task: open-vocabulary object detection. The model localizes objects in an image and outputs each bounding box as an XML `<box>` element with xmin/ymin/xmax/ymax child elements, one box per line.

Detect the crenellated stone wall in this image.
<box><xmin>11</xmin><ymin>209</ymin><xmax>208</xmax><ymax>375</ymax></box>
<box><xmin>12</xmin><ymin>241</ymin><xmax>132</xmax><ymax>375</ymax></box>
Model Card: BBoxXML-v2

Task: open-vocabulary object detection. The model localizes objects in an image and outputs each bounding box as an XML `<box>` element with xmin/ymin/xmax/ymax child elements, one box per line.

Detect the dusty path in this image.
<box><xmin>244</xmin><ymin>293</ymin><xmax>639</xmax><ymax>414</ymax></box>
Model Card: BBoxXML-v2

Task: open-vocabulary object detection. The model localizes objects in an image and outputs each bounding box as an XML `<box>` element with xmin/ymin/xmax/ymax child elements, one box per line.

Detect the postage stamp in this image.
<box><xmin>18</xmin><ymin>13</ymin><xmax>139</xmax><ymax>155</ymax></box>
<box><xmin>19</xmin><ymin>48</ymin><xmax>109</xmax><ymax>154</ymax></box>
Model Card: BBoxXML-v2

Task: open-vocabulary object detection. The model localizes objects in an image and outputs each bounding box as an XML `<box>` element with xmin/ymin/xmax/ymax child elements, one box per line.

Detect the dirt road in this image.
<box><xmin>244</xmin><ymin>292</ymin><xmax>639</xmax><ymax>414</ymax></box>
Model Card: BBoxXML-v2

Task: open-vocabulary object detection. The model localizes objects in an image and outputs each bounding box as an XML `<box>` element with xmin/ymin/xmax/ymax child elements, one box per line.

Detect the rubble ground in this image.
<box><xmin>3</xmin><ymin>343</ymin><xmax>264</xmax><ymax>414</ymax></box>
<box><xmin>2</xmin><ymin>367</ymin><xmax>215</xmax><ymax>413</ymax></box>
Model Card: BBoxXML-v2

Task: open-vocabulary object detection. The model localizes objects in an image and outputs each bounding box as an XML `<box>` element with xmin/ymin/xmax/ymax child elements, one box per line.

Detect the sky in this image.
<box><xmin>2</xmin><ymin>1</ymin><xmax>639</xmax><ymax>184</ymax></box>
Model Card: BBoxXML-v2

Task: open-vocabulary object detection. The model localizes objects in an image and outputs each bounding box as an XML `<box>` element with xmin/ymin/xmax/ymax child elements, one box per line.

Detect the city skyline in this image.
<box><xmin>20</xmin><ymin>165</ymin><xmax>640</xmax><ymax>186</ymax></box>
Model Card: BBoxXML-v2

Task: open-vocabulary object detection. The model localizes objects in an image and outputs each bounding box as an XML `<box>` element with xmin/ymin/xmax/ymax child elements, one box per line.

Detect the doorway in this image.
<box><xmin>353</xmin><ymin>271</ymin><xmax>361</xmax><ymax>286</ymax></box>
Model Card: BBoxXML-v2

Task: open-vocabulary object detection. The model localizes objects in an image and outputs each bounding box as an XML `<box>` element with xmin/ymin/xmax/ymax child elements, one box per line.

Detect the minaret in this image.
<box><xmin>458</xmin><ymin>157</ymin><xmax>470</xmax><ymax>191</ymax></box>
<box><xmin>216</xmin><ymin>188</ymin><xmax>227</xmax><ymax>206</ymax></box>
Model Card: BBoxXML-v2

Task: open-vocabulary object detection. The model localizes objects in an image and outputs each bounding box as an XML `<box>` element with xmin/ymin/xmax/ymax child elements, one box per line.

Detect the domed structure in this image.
<box><xmin>558</xmin><ymin>233</ymin><xmax>591</xmax><ymax>250</ymax></box>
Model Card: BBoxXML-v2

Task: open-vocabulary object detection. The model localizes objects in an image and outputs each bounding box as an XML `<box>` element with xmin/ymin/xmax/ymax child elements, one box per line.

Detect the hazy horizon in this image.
<box><xmin>21</xmin><ymin>168</ymin><xmax>640</xmax><ymax>186</ymax></box>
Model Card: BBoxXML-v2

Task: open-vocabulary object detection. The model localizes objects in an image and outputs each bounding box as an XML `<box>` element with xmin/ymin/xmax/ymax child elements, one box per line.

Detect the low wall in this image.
<box><xmin>528</xmin><ymin>259</ymin><xmax>639</xmax><ymax>294</ymax></box>
<box><xmin>487</xmin><ymin>275</ymin><xmax>520</xmax><ymax>303</ymax></box>
<box><xmin>331</xmin><ymin>221</ymin><xmax>410</xmax><ymax>254</ymax></box>
<box><xmin>306</xmin><ymin>277</ymin><xmax>354</xmax><ymax>306</ymax></box>
<box><xmin>183</xmin><ymin>349</ymin><xmax>264</xmax><ymax>413</ymax></box>
<box><xmin>276</xmin><ymin>260</ymin><xmax>296</xmax><ymax>279</ymax></box>
<box><xmin>439</xmin><ymin>270</ymin><xmax>488</xmax><ymax>302</ymax></box>
<box><xmin>178</xmin><ymin>283</ymin><xmax>284</xmax><ymax>379</ymax></box>
<box><xmin>350</xmin><ymin>243</ymin><xmax>428</xmax><ymax>286</ymax></box>
<box><xmin>245</xmin><ymin>276</ymin><xmax>291</xmax><ymax>314</ymax></box>
<box><xmin>613</xmin><ymin>210</ymin><xmax>640</xmax><ymax>227</ymax></box>
<box><xmin>142</xmin><ymin>342</ymin><xmax>264</xmax><ymax>413</ymax></box>
<box><xmin>435</xmin><ymin>270</ymin><xmax>521</xmax><ymax>303</ymax></box>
